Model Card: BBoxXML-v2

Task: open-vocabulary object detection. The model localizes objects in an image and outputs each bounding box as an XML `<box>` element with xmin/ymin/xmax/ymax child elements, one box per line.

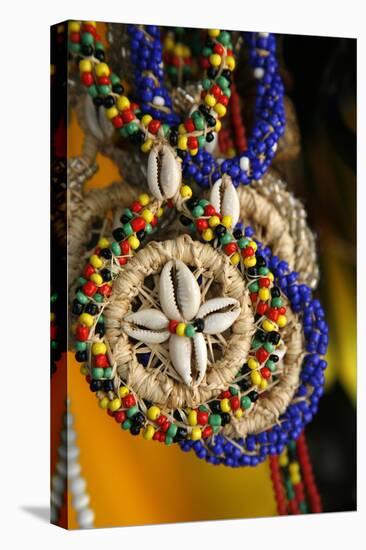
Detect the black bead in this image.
<box><xmin>169</xmin><ymin>131</ymin><xmax>178</xmax><ymax>147</ymax></box>
<box><xmin>81</xmin><ymin>44</ymin><xmax>94</xmax><ymax>56</ymax></box>
<box><xmin>193</xmin><ymin>318</ymin><xmax>205</xmax><ymax>333</ymax></box>
<box><xmin>143</xmin><ymin>399</ymin><xmax>153</xmax><ymax>408</ymax></box>
<box><xmin>136</xmin><ymin>230</ymin><xmax>145</xmax><ymax>241</ymax></box>
<box><xmin>112</xmin><ymin>227</ymin><xmax>125</xmax><ymax>241</ymax></box>
<box><xmin>173</xmin><ymin>427</ymin><xmax>188</xmax><ymax>442</ymax></box>
<box><xmin>233</xmin><ymin>229</ymin><xmax>243</xmax><ymax>239</ymax></box>
<box><xmin>271</xmin><ymin>286</ymin><xmax>281</xmax><ymax>298</ymax></box>
<box><xmin>214</xmin><ymin>224</ymin><xmax>226</xmax><ymax>237</ymax></box>
<box><xmin>221</xmin><ymin>413</ymin><xmax>231</xmax><ymax>425</ymax></box>
<box><xmin>248</xmin><ymin>390</ymin><xmax>259</xmax><ymax>402</ymax></box>
<box><xmin>176</xmin><ymin>149</ymin><xmax>187</xmax><ymax>159</ymax></box>
<box><xmin>95</xmin><ymin>323</ymin><xmax>105</xmax><ymax>337</ymax></box>
<box><xmin>103</xmin><ymin>95</ymin><xmax>115</xmax><ymax>108</ymax></box>
<box><xmin>72</xmin><ymin>300</ymin><xmax>84</xmax><ymax>315</ymax></box>
<box><xmin>254</xmin><ymin>313</ymin><xmax>262</xmax><ymax>323</ymax></box>
<box><xmin>238</xmin><ymin>378</ymin><xmax>251</xmax><ymax>391</ymax></box>
<box><xmin>209</xmin><ymin>400</ymin><xmax>221</xmax><ymax>413</ymax></box>
<box><xmin>100</xmin><ymin>248</ymin><xmax>112</xmax><ymax>259</ymax></box>
<box><xmin>130</xmin><ymin>424</ymin><xmax>141</xmax><ymax>436</ymax></box>
<box><xmin>95</xmin><ymin>49</ymin><xmax>105</xmax><ymax>61</ymax></box>
<box><xmin>90</xmin><ymin>380</ymin><xmax>103</xmax><ymax>392</ymax></box>
<box><xmin>255</xmin><ymin>330</ymin><xmax>266</xmax><ymax>343</ymax></box>
<box><xmin>51</xmin><ymin>363</ymin><xmax>57</xmax><ymax>375</ymax></box>
<box><xmin>221</xmin><ymin>69</ymin><xmax>232</xmax><ymax>81</ymax></box>
<box><xmin>112</xmin><ymin>83</ymin><xmax>124</xmax><ymax>94</ymax></box>
<box><xmin>206</xmin><ymin>39</ymin><xmax>215</xmax><ymax>49</ymax></box>
<box><xmin>173</xmin><ymin>410</ymin><xmax>183</xmax><ymax>421</ymax></box>
<box><xmin>132</xmin><ymin>412</ymin><xmax>145</xmax><ymax>426</ymax></box>
<box><xmin>120</xmin><ymin>214</ymin><xmax>131</xmax><ymax>224</ymax></box>
<box><xmin>179</xmin><ymin>215</ymin><xmax>191</xmax><ymax>226</ymax></box>
<box><xmin>186</xmin><ymin>197</ymin><xmax>199</xmax><ymax>210</ymax></box>
<box><xmin>247</xmin><ymin>267</ymin><xmax>258</xmax><ymax>278</ymax></box>
<box><xmin>256</xmin><ymin>255</ymin><xmax>267</xmax><ymax>267</ymax></box>
<box><xmin>207</xmin><ymin>67</ymin><xmax>218</xmax><ymax>79</ymax></box>
<box><xmin>51</xmin><ymin>348</ymin><xmax>61</xmax><ymax>361</ymax></box>
<box><xmin>103</xmin><ymin>380</ymin><xmax>114</xmax><ymax>392</ymax></box>
<box><xmin>85</xmin><ymin>303</ymin><xmax>98</xmax><ymax>315</ymax></box>
<box><xmin>93</xmin><ymin>96</ymin><xmax>104</xmax><ymax>108</ymax></box>
<box><xmin>199</xmin><ymin>104</ymin><xmax>210</xmax><ymax>116</ymax></box>
<box><xmin>205</xmin><ymin>132</ymin><xmax>214</xmax><ymax>143</ymax></box>
<box><xmin>240</xmin><ymin>363</ymin><xmax>251</xmax><ymax>375</ymax></box>
<box><xmin>267</xmin><ymin>332</ymin><xmax>281</xmax><ymax>345</ymax></box>
<box><xmin>130</xmin><ymin>130</ymin><xmax>145</xmax><ymax>144</ymax></box>
<box><xmin>206</xmin><ymin>114</ymin><xmax>217</xmax><ymax>128</ymax></box>
<box><xmin>100</xmin><ymin>268</ymin><xmax>112</xmax><ymax>282</ymax></box>
<box><xmin>269</xmin><ymin>354</ymin><xmax>279</xmax><ymax>363</ymax></box>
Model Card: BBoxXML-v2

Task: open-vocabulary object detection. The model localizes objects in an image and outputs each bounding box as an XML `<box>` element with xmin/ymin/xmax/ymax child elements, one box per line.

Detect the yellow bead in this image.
<box><xmin>90</xmin><ymin>273</ymin><xmax>103</xmax><ymax>286</ymax></box>
<box><xmin>141</xmin><ymin>139</ymin><xmax>153</xmax><ymax>153</ymax></box>
<box><xmin>260</xmin><ymin>379</ymin><xmax>268</xmax><ymax>391</ymax></box>
<box><xmin>141</xmin><ymin>209</ymin><xmax>154</xmax><ymax>223</ymax></box>
<box><xmin>248</xmin><ymin>357</ymin><xmax>259</xmax><ymax>370</ymax></box>
<box><xmin>209</xmin><ymin>215</ymin><xmax>220</xmax><ymax>228</ymax></box>
<box><xmin>69</xmin><ymin>21</ymin><xmax>81</xmax><ymax>32</ymax></box>
<box><xmin>177</xmin><ymin>135</ymin><xmax>188</xmax><ymax>150</ymax></box>
<box><xmin>79</xmin><ymin>59</ymin><xmax>92</xmax><ymax>73</ymax></box>
<box><xmin>279</xmin><ymin>454</ymin><xmax>289</xmax><ymax>467</ymax></box>
<box><xmin>178</xmin><ymin>123</ymin><xmax>186</xmax><ymax>134</ymax></box>
<box><xmin>248</xmin><ymin>241</ymin><xmax>258</xmax><ymax>251</ymax></box>
<box><xmin>174</xmin><ymin>44</ymin><xmax>184</xmax><ymax>56</ymax></box>
<box><xmin>141</xmin><ymin>114</ymin><xmax>153</xmax><ymax>127</ymax></box>
<box><xmin>277</xmin><ymin>315</ymin><xmax>287</xmax><ymax>328</ymax></box>
<box><xmin>50</xmin><ymin>312</ymin><xmax>55</xmax><ymax>322</ymax></box>
<box><xmin>230</xmin><ymin>252</ymin><xmax>240</xmax><ymax>265</ymax></box>
<box><xmin>262</xmin><ymin>319</ymin><xmax>276</xmax><ymax>332</ymax></box>
<box><xmin>251</xmin><ymin>371</ymin><xmax>262</xmax><ymax>386</ymax></box>
<box><xmin>117</xmin><ymin>96</ymin><xmax>130</xmax><ymax>111</ymax></box>
<box><xmin>190</xmin><ymin>427</ymin><xmax>202</xmax><ymax>440</ymax></box>
<box><xmin>147</xmin><ymin>406</ymin><xmax>160</xmax><ymax>421</ymax></box>
<box><xmin>289</xmin><ymin>462</ymin><xmax>300</xmax><ymax>475</ymax></box>
<box><xmin>208</xmin><ymin>29</ymin><xmax>220</xmax><ymax>37</ymax></box>
<box><xmin>176</xmin><ymin>323</ymin><xmax>186</xmax><ymax>336</ymax></box>
<box><xmin>182</xmin><ymin>46</ymin><xmax>190</xmax><ymax>58</ymax></box>
<box><xmin>109</xmin><ymin>398</ymin><xmax>121</xmax><ymax>412</ymax></box>
<box><xmin>79</xmin><ymin>313</ymin><xmax>94</xmax><ymax>328</ymax></box>
<box><xmin>188</xmin><ymin>410</ymin><xmax>198</xmax><ymax>426</ymax></box>
<box><xmin>180</xmin><ymin>185</ymin><xmax>192</xmax><ymax>198</ymax></box>
<box><xmin>119</xmin><ymin>387</ymin><xmax>129</xmax><ymax>398</ymax></box>
<box><xmin>259</xmin><ymin>288</ymin><xmax>270</xmax><ymax>301</ymax></box>
<box><xmin>143</xmin><ymin>424</ymin><xmax>156</xmax><ymax>440</ymax></box>
<box><xmin>80</xmin><ymin>365</ymin><xmax>88</xmax><ymax>375</ymax></box>
<box><xmin>157</xmin><ymin>207</ymin><xmax>164</xmax><ymax>218</ymax></box>
<box><xmin>226</xmin><ymin>56</ymin><xmax>236</xmax><ymax>70</ymax></box>
<box><xmin>139</xmin><ymin>193</ymin><xmax>150</xmax><ymax>206</ymax></box>
<box><xmin>268</xmin><ymin>272</ymin><xmax>274</xmax><ymax>282</ymax></box>
<box><xmin>90</xmin><ymin>254</ymin><xmax>103</xmax><ymax>269</ymax></box>
<box><xmin>210</xmin><ymin>54</ymin><xmax>222</xmax><ymax>67</ymax></box>
<box><xmin>202</xmin><ymin>229</ymin><xmax>214</xmax><ymax>241</ymax></box>
<box><xmin>95</xmin><ymin>62</ymin><xmax>110</xmax><ymax>77</ymax></box>
<box><xmin>214</xmin><ymin>119</ymin><xmax>222</xmax><ymax>133</ymax></box>
<box><xmin>220</xmin><ymin>398</ymin><xmax>231</xmax><ymax>413</ymax></box>
<box><xmin>221</xmin><ymin>215</ymin><xmax>232</xmax><ymax>229</ymax></box>
<box><xmin>92</xmin><ymin>342</ymin><xmax>107</xmax><ymax>356</ymax></box>
<box><xmin>85</xmin><ymin>21</ymin><xmax>97</xmax><ymax>28</ymax></box>
<box><xmin>98</xmin><ymin>238</ymin><xmax>110</xmax><ymax>249</ymax></box>
<box><xmin>214</xmin><ymin>103</ymin><xmax>227</xmax><ymax>117</ymax></box>
<box><xmin>244</xmin><ymin>256</ymin><xmax>257</xmax><ymax>268</ymax></box>
<box><xmin>291</xmin><ymin>473</ymin><xmax>301</xmax><ymax>485</ymax></box>
<box><xmin>99</xmin><ymin>397</ymin><xmax>109</xmax><ymax>409</ymax></box>
<box><xmin>227</xmin><ymin>147</ymin><xmax>236</xmax><ymax>159</ymax></box>
<box><xmin>205</xmin><ymin>94</ymin><xmax>216</xmax><ymax>107</ymax></box>
<box><xmin>164</xmin><ymin>36</ymin><xmax>175</xmax><ymax>51</ymax></box>
<box><xmin>190</xmin><ymin>148</ymin><xmax>198</xmax><ymax>156</ymax></box>
<box><xmin>106</xmin><ymin>106</ymin><xmax>119</xmax><ymax>120</ymax></box>
<box><xmin>235</xmin><ymin>409</ymin><xmax>243</xmax><ymax>419</ymax></box>
<box><xmin>128</xmin><ymin>235</ymin><xmax>140</xmax><ymax>250</ymax></box>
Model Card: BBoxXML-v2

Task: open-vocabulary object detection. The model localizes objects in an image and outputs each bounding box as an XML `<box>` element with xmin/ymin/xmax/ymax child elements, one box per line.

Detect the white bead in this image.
<box><xmin>70</xmin><ymin>477</ymin><xmax>87</xmax><ymax>495</ymax></box>
<box><xmin>51</xmin><ymin>491</ymin><xmax>63</xmax><ymax>508</ymax></box>
<box><xmin>77</xmin><ymin>508</ymin><xmax>95</xmax><ymax>528</ymax></box>
<box><xmin>240</xmin><ymin>156</ymin><xmax>250</xmax><ymax>172</ymax></box>
<box><xmin>153</xmin><ymin>95</ymin><xmax>165</xmax><ymax>106</ymax></box>
<box><xmin>61</xmin><ymin>428</ymin><xmax>76</xmax><ymax>443</ymax></box>
<box><xmin>73</xmin><ymin>493</ymin><xmax>90</xmax><ymax>511</ymax></box>
<box><xmin>56</xmin><ymin>460</ymin><xmax>68</xmax><ymax>478</ymax></box>
<box><xmin>67</xmin><ymin>461</ymin><xmax>82</xmax><ymax>479</ymax></box>
<box><xmin>258</xmin><ymin>32</ymin><xmax>269</xmax><ymax>37</ymax></box>
<box><xmin>254</xmin><ymin>67</ymin><xmax>265</xmax><ymax>79</ymax></box>
<box><xmin>51</xmin><ymin>474</ymin><xmax>65</xmax><ymax>493</ymax></box>
<box><xmin>50</xmin><ymin>505</ymin><xmax>59</xmax><ymax>523</ymax></box>
<box><xmin>272</xmin><ymin>143</ymin><xmax>278</xmax><ymax>152</ymax></box>
<box><xmin>58</xmin><ymin>443</ymin><xmax>79</xmax><ymax>460</ymax></box>
<box><xmin>204</xmin><ymin>132</ymin><xmax>217</xmax><ymax>154</ymax></box>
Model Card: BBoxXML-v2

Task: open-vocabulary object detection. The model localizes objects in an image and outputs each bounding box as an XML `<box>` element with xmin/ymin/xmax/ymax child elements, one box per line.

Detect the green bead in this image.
<box><xmin>202</xmin><ymin>47</ymin><xmax>212</xmax><ymax>57</ymax></box>
<box><xmin>123</xmin><ymin>223</ymin><xmax>133</xmax><ymax>236</ymax></box>
<box><xmin>103</xmin><ymin>367</ymin><xmax>112</xmax><ymax>378</ymax></box>
<box><xmin>198</xmin><ymin>135</ymin><xmax>206</xmax><ymax>148</ymax></box>
<box><xmin>168</xmin><ymin>66</ymin><xmax>177</xmax><ymax>75</ymax></box>
<box><xmin>111</xmin><ymin>242</ymin><xmax>121</xmax><ymax>256</ymax></box>
<box><xmin>185</xmin><ymin>325</ymin><xmax>196</xmax><ymax>338</ymax></box>
<box><xmin>161</xmin><ymin>124</ymin><xmax>170</xmax><ymax>137</ymax></box>
<box><xmin>218</xmin><ymin>31</ymin><xmax>230</xmax><ymax>46</ymax></box>
<box><xmin>98</xmin><ymin>314</ymin><xmax>105</xmax><ymax>323</ymax></box>
<box><xmin>264</xmin><ymin>342</ymin><xmax>274</xmax><ymax>353</ymax></box>
<box><xmin>192</xmin><ymin>205</ymin><xmax>204</xmax><ymax>218</ymax></box>
<box><xmin>202</xmin><ymin>78</ymin><xmax>212</xmax><ymax>91</ymax></box>
<box><xmin>212</xmin><ymin>425</ymin><xmax>221</xmax><ymax>434</ymax></box>
<box><xmin>248</xmin><ymin>281</ymin><xmax>259</xmax><ymax>292</ymax></box>
<box><xmin>199</xmin><ymin>199</ymin><xmax>210</xmax><ymax>207</ymax></box>
<box><xmin>127</xmin><ymin>122</ymin><xmax>139</xmax><ymax>135</ymax></box>
<box><xmin>189</xmin><ymin>223</ymin><xmax>196</xmax><ymax>232</ymax></box>
<box><xmin>92</xmin><ymin>368</ymin><xmax>104</xmax><ymax>379</ymax></box>
<box><xmin>127</xmin><ymin>406</ymin><xmax>139</xmax><ymax>418</ymax></box>
<box><xmin>198</xmin><ymin>405</ymin><xmax>209</xmax><ymax>412</ymax></box>
<box><xmin>122</xmin><ymin>419</ymin><xmax>132</xmax><ymax>430</ymax></box>
<box><xmin>266</xmin><ymin>360</ymin><xmax>276</xmax><ymax>372</ymax></box>
<box><xmin>94</xmin><ymin>293</ymin><xmax>103</xmax><ymax>303</ymax></box>
<box><xmin>81</xmin><ymin>32</ymin><xmax>94</xmax><ymax>45</ymax></box>
<box><xmin>76</xmin><ymin>291</ymin><xmax>88</xmax><ymax>305</ymax></box>
<box><xmin>145</xmin><ymin>223</ymin><xmax>153</xmax><ymax>234</ymax></box>
<box><xmin>51</xmin><ymin>292</ymin><xmax>58</xmax><ymax>303</ymax></box>
<box><xmin>123</xmin><ymin>208</ymin><xmax>133</xmax><ymax>219</ymax></box>
<box><xmin>120</xmin><ymin>126</ymin><xmax>129</xmax><ymax>138</ymax></box>
<box><xmin>98</xmin><ymin>84</ymin><xmax>111</xmax><ymax>95</ymax></box>
<box><xmin>165</xmin><ymin>436</ymin><xmax>173</xmax><ymax>446</ymax></box>
<box><xmin>223</xmin><ymin>88</ymin><xmax>231</xmax><ymax>98</ymax></box>
<box><xmin>300</xmin><ymin>502</ymin><xmax>308</xmax><ymax>513</ymax></box>
<box><xmin>75</xmin><ymin>341</ymin><xmax>87</xmax><ymax>352</ymax></box>
<box><xmin>241</xmin><ymin>396</ymin><xmax>252</xmax><ymax>409</ymax></box>
<box><xmin>216</xmin><ymin>75</ymin><xmax>229</xmax><ymax>90</ymax></box>
<box><xmin>167</xmin><ymin>424</ymin><xmax>178</xmax><ymax>438</ymax></box>
<box><xmin>259</xmin><ymin>267</ymin><xmax>270</xmax><ymax>275</ymax></box>
<box><xmin>69</xmin><ymin>42</ymin><xmax>81</xmax><ymax>54</ymax></box>
<box><xmin>238</xmin><ymin>237</ymin><xmax>250</xmax><ymax>249</ymax></box>
<box><xmin>229</xmin><ymin>386</ymin><xmax>238</xmax><ymax>396</ymax></box>
<box><xmin>194</xmin><ymin>116</ymin><xmax>205</xmax><ymax>131</ymax></box>
<box><xmin>78</xmin><ymin>276</ymin><xmax>87</xmax><ymax>286</ymax></box>
<box><xmin>51</xmin><ymin>341</ymin><xmax>58</xmax><ymax>350</ymax></box>
<box><xmin>271</xmin><ymin>297</ymin><xmax>282</xmax><ymax>307</ymax></box>
<box><xmin>95</xmin><ymin>41</ymin><xmax>104</xmax><ymax>52</ymax></box>
<box><xmin>87</xmin><ymin>85</ymin><xmax>98</xmax><ymax>98</ymax></box>
<box><xmin>220</xmin><ymin>233</ymin><xmax>233</xmax><ymax>245</ymax></box>
<box><xmin>209</xmin><ymin>414</ymin><xmax>222</xmax><ymax>427</ymax></box>
<box><xmin>251</xmin><ymin>338</ymin><xmax>262</xmax><ymax>350</ymax></box>
<box><xmin>110</xmin><ymin>73</ymin><xmax>120</xmax><ymax>85</ymax></box>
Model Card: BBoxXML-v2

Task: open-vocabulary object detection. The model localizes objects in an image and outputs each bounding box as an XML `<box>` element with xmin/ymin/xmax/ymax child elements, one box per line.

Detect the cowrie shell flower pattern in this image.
<box><xmin>123</xmin><ymin>259</ymin><xmax>240</xmax><ymax>387</ymax></box>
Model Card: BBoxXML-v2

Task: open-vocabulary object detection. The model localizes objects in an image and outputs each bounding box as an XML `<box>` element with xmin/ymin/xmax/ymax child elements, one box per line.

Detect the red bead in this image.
<box><xmin>267</xmin><ymin>308</ymin><xmax>279</xmax><ymax>322</ymax></box>
<box><xmin>169</xmin><ymin>320</ymin><xmax>179</xmax><ymax>334</ymax></box>
<box><xmin>218</xmin><ymin>94</ymin><xmax>229</xmax><ymax>107</ymax></box>
<box><xmin>219</xmin><ymin>390</ymin><xmax>231</xmax><ymax>399</ymax></box>
<box><xmin>242</xmin><ymin>246</ymin><xmax>254</xmax><ymax>258</ymax></box>
<box><xmin>115</xmin><ymin>410</ymin><xmax>126</xmax><ymax>423</ymax></box>
<box><xmin>256</xmin><ymin>347</ymin><xmax>269</xmax><ymax>363</ymax></box>
<box><xmin>167</xmin><ymin>199</ymin><xmax>173</xmax><ymax>209</ymax></box>
<box><xmin>187</xmin><ymin>136</ymin><xmax>198</xmax><ymax>150</ymax></box>
<box><xmin>223</xmin><ymin>242</ymin><xmax>237</xmax><ymax>256</ymax></box>
<box><xmin>120</xmin><ymin>240</ymin><xmax>130</xmax><ymax>254</ymax></box>
<box><xmin>94</xmin><ymin>354</ymin><xmax>109</xmax><ymax>368</ymax></box>
<box><xmin>83</xmin><ymin>264</ymin><xmax>95</xmax><ymax>278</ymax></box>
<box><xmin>230</xmin><ymin>396</ymin><xmax>240</xmax><ymax>410</ymax></box>
<box><xmin>131</xmin><ymin>217</ymin><xmax>146</xmax><ymax>232</ymax></box>
<box><xmin>201</xmin><ymin>57</ymin><xmax>210</xmax><ymax>69</ymax></box>
<box><xmin>259</xmin><ymin>277</ymin><xmax>270</xmax><ymax>288</ymax></box>
<box><xmin>156</xmin><ymin>414</ymin><xmax>167</xmax><ymax>427</ymax></box>
<box><xmin>83</xmin><ymin>281</ymin><xmax>97</xmax><ymax>297</ymax></box>
<box><xmin>213</xmin><ymin>43</ymin><xmax>224</xmax><ymax>56</ymax></box>
<box><xmin>197</xmin><ymin>411</ymin><xmax>209</xmax><ymax>425</ymax></box>
<box><xmin>227</xmin><ymin>49</ymin><xmax>233</xmax><ymax>56</ymax></box>
<box><xmin>130</xmin><ymin>102</ymin><xmax>139</xmax><ymax>112</ymax></box>
<box><xmin>250</xmin><ymin>292</ymin><xmax>258</xmax><ymax>303</ymax></box>
<box><xmin>118</xmin><ymin>257</ymin><xmax>128</xmax><ymax>265</ymax></box>
<box><xmin>97</xmin><ymin>76</ymin><xmax>110</xmax><ymax>86</ymax></box>
<box><xmin>70</xmin><ymin>31</ymin><xmax>81</xmax><ymax>43</ymax></box>
<box><xmin>94</xmin><ymin>247</ymin><xmax>101</xmax><ymax>255</ymax></box>
<box><xmin>151</xmin><ymin>215</ymin><xmax>158</xmax><ymax>227</ymax></box>
<box><xmin>148</xmin><ymin>119</ymin><xmax>161</xmax><ymax>134</ymax></box>
<box><xmin>112</xmin><ymin>115</ymin><xmax>123</xmax><ymax>128</ymax></box>
<box><xmin>260</xmin><ymin>366</ymin><xmax>271</xmax><ymax>379</ymax></box>
<box><xmin>122</xmin><ymin>109</ymin><xmax>134</xmax><ymax>123</ymax></box>
<box><xmin>161</xmin><ymin>421</ymin><xmax>170</xmax><ymax>433</ymax></box>
<box><xmin>196</xmin><ymin>218</ymin><xmax>208</xmax><ymax>232</ymax></box>
<box><xmin>210</xmin><ymin>84</ymin><xmax>221</xmax><ymax>98</ymax></box>
<box><xmin>107</xmin><ymin>409</ymin><xmax>114</xmax><ymax>417</ymax></box>
<box><xmin>123</xmin><ymin>394</ymin><xmax>136</xmax><ymax>408</ymax></box>
<box><xmin>76</xmin><ymin>325</ymin><xmax>89</xmax><ymax>341</ymax></box>
<box><xmin>98</xmin><ymin>284</ymin><xmax>112</xmax><ymax>297</ymax></box>
<box><xmin>50</xmin><ymin>325</ymin><xmax>57</xmax><ymax>340</ymax></box>
<box><xmin>202</xmin><ymin>426</ymin><xmax>213</xmax><ymax>438</ymax></box>
<box><xmin>86</xmin><ymin>375</ymin><xmax>91</xmax><ymax>383</ymax></box>
<box><xmin>184</xmin><ymin>119</ymin><xmax>195</xmax><ymax>133</ymax></box>
<box><xmin>257</xmin><ymin>301</ymin><xmax>268</xmax><ymax>315</ymax></box>
<box><xmin>279</xmin><ymin>306</ymin><xmax>286</xmax><ymax>315</ymax></box>
<box><xmin>131</xmin><ymin>201</ymin><xmax>142</xmax><ymax>213</ymax></box>
<box><xmin>159</xmin><ymin>432</ymin><xmax>166</xmax><ymax>443</ymax></box>
<box><xmin>81</xmin><ymin>72</ymin><xmax>94</xmax><ymax>87</ymax></box>
<box><xmin>152</xmin><ymin>431</ymin><xmax>161</xmax><ymax>441</ymax></box>
<box><xmin>204</xmin><ymin>205</ymin><xmax>216</xmax><ymax>216</ymax></box>
<box><xmin>81</xmin><ymin>24</ymin><xmax>97</xmax><ymax>36</ymax></box>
